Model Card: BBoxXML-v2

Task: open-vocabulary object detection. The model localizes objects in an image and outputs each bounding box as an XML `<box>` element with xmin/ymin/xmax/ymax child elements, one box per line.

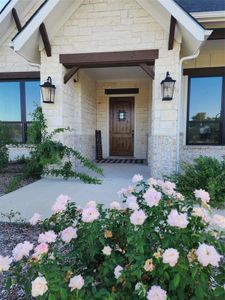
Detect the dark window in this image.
<box><xmin>187</xmin><ymin>74</ymin><xmax>225</xmax><ymax>145</ymax></box>
<box><xmin>0</xmin><ymin>79</ymin><xmax>40</xmax><ymax>143</ymax></box>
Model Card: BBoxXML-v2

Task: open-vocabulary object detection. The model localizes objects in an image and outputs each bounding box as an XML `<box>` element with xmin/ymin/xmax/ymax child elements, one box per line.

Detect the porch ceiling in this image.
<box><xmin>82</xmin><ymin>66</ymin><xmax>150</xmax><ymax>81</ymax></box>
<box><xmin>60</xmin><ymin>49</ymin><xmax>158</xmax><ymax>83</ymax></box>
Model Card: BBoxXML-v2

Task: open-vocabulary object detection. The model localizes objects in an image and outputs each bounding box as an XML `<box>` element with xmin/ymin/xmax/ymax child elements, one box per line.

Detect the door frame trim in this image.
<box><xmin>107</xmin><ymin>95</ymin><xmax>136</xmax><ymax>157</ymax></box>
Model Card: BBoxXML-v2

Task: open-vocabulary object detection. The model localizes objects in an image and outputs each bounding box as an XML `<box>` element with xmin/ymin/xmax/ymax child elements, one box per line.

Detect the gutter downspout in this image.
<box><xmin>176</xmin><ymin>49</ymin><xmax>200</xmax><ymax>174</ymax></box>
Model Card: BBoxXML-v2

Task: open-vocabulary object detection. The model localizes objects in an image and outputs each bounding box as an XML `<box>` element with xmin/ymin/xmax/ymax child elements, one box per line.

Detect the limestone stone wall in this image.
<box><xmin>96</xmin><ymin>80</ymin><xmax>151</xmax><ymax>159</ymax></box>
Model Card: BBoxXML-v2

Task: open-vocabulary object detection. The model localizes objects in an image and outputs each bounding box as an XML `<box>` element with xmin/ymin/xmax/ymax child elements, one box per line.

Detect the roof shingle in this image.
<box><xmin>175</xmin><ymin>0</ymin><xmax>225</xmax><ymax>13</ymax></box>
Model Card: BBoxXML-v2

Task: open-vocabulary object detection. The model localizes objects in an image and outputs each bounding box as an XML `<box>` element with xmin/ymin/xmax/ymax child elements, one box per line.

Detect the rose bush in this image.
<box><xmin>1</xmin><ymin>177</ymin><xmax>225</xmax><ymax>299</ymax></box>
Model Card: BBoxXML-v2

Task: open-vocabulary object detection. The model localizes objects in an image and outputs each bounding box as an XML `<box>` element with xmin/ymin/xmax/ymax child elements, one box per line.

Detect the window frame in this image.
<box><xmin>186</xmin><ymin>68</ymin><xmax>225</xmax><ymax>146</ymax></box>
<box><xmin>0</xmin><ymin>75</ymin><xmax>40</xmax><ymax>144</ymax></box>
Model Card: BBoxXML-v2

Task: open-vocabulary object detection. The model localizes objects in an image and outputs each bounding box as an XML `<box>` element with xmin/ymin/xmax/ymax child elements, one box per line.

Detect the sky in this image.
<box><xmin>0</xmin><ymin>0</ymin><xmax>9</xmax><ymax>10</ymax></box>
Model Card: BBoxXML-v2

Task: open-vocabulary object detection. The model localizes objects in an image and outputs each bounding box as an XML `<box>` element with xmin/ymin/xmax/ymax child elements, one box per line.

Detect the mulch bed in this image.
<box><xmin>0</xmin><ymin>222</ymin><xmax>41</xmax><ymax>300</ymax></box>
<box><xmin>0</xmin><ymin>162</ymin><xmax>37</xmax><ymax>196</ymax></box>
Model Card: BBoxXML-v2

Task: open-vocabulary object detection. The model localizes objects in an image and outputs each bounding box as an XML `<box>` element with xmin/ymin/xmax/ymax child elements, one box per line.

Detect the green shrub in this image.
<box><xmin>25</xmin><ymin>107</ymin><xmax>103</xmax><ymax>184</ymax></box>
<box><xmin>2</xmin><ymin>177</ymin><xmax>225</xmax><ymax>299</ymax></box>
<box><xmin>166</xmin><ymin>156</ymin><xmax>225</xmax><ymax>208</ymax></box>
<box><xmin>0</xmin><ymin>145</ymin><xmax>9</xmax><ymax>171</ymax></box>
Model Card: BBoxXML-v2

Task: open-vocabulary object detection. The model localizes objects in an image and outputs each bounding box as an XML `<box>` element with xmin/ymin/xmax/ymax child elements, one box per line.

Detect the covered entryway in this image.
<box><xmin>59</xmin><ymin>49</ymin><xmax>157</xmax><ymax>162</ymax></box>
<box><xmin>109</xmin><ymin>97</ymin><xmax>134</xmax><ymax>156</ymax></box>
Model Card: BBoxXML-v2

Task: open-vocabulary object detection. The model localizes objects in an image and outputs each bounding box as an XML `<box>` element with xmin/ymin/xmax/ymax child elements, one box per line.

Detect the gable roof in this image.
<box><xmin>9</xmin><ymin>0</ymin><xmax>212</xmax><ymax>63</ymax></box>
<box><xmin>174</xmin><ymin>0</ymin><xmax>225</xmax><ymax>13</ymax></box>
<box><xmin>0</xmin><ymin>0</ymin><xmax>44</xmax><ymax>45</ymax></box>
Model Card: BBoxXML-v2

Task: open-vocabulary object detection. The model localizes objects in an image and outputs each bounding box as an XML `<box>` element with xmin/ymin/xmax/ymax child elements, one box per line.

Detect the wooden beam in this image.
<box><xmin>64</xmin><ymin>66</ymin><xmax>79</xmax><ymax>84</ymax></box>
<box><xmin>105</xmin><ymin>88</ymin><xmax>139</xmax><ymax>95</ymax></box>
<box><xmin>12</xmin><ymin>8</ymin><xmax>22</xmax><ymax>31</ymax></box>
<box><xmin>208</xmin><ymin>28</ymin><xmax>225</xmax><ymax>40</ymax></box>
<box><xmin>39</xmin><ymin>23</ymin><xmax>51</xmax><ymax>57</ymax></box>
<box><xmin>183</xmin><ymin>67</ymin><xmax>225</xmax><ymax>77</ymax></box>
<box><xmin>60</xmin><ymin>50</ymin><xmax>159</xmax><ymax>68</ymax></box>
<box><xmin>0</xmin><ymin>71</ymin><xmax>40</xmax><ymax>79</ymax></box>
<box><xmin>140</xmin><ymin>64</ymin><xmax>155</xmax><ymax>79</ymax></box>
<box><xmin>168</xmin><ymin>16</ymin><xmax>177</xmax><ymax>50</ymax></box>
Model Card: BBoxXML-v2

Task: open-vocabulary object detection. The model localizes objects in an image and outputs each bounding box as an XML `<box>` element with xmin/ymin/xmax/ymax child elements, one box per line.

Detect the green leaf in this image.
<box><xmin>173</xmin><ymin>273</ymin><xmax>180</xmax><ymax>289</ymax></box>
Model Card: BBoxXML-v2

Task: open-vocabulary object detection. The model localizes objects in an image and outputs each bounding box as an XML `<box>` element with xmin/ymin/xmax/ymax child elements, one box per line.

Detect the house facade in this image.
<box><xmin>0</xmin><ymin>0</ymin><xmax>224</xmax><ymax>177</ymax></box>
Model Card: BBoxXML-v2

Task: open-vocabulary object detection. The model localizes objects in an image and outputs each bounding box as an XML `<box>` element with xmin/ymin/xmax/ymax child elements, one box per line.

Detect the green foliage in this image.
<box><xmin>0</xmin><ymin>144</ymin><xmax>9</xmax><ymax>171</ymax></box>
<box><xmin>5</xmin><ymin>175</ymin><xmax>23</xmax><ymax>193</ymax></box>
<box><xmin>0</xmin><ymin>122</ymin><xmax>10</xmax><ymax>171</ymax></box>
<box><xmin>25</xmin><ymin>107</ymin><xmax>103</xmax><ymax>184</ymax></box>
<box><xmin>4</xmin><ymin>179</ymin><xmax>225</xmax><ymax>299</ymax></box>
<box><xmin>166</xmin><ymin>156</ymin><xmax>225</xmax><ymax>208</ymax></box>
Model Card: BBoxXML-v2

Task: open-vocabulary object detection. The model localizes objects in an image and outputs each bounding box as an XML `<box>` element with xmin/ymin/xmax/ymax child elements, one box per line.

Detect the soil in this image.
<box><xmin>0</xmin><ymin>223</ymin><xmax>41</xmax><ymax>300</ymax></box>
<box><xmin>0</xmin><ymin>162</ymin><xmax>37</xmax><ymax>196</ymax></box>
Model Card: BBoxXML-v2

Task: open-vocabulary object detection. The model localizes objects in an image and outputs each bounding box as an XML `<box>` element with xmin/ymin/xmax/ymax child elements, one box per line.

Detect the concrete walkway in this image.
<box><xmin>0</xmin><ymin>164</ymin><xmax>150</xmax><ymax>221</ymax></box>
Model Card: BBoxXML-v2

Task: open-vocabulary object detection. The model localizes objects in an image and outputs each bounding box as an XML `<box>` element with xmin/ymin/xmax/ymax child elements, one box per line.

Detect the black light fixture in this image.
<box><xmin>40</xmin><ymin>76</ymin><xmax>56</xmax><ymax>104</ymax></box>
<box><xmin>160</xmin><ymin>72</ymin><xmax>176</xmax><ymax>101</ymax></box>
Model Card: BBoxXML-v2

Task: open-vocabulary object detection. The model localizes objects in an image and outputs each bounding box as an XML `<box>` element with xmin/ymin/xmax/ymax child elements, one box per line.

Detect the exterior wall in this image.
<box><xmin>41</xmin><ymin>48</ymin><xmax>96</xmax><ymax>160</ymax></box>
<box><xmin>180</xmin><ymin>49</ymin><xmax>225</xmax><ymax>165</ymax></box>
<box><xmin>45</xmin><ymin>0</ymin><xmax>182</xmax><ymax>176</ymax></box>
<box><xmin>96</xmin><ymin>80</ymin><xmax>151</xmax><ymax>159</ymax></box>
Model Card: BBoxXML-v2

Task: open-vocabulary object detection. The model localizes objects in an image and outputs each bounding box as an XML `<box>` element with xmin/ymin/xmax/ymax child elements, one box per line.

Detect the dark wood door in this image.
<box><xmin>110</xmin><ymin>97</ymin><xmax>134</xmax><ymax>156</ymax></box>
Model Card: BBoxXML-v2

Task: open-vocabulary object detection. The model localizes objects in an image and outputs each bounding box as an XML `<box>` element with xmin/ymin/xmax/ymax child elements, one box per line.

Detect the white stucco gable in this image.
<box><xmin>8</xmin><ymin>0</ymin><xmax>212</xmax><ymax>63</ymax></box>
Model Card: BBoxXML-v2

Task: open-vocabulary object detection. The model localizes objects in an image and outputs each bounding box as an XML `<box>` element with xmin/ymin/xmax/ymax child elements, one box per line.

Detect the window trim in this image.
<box><xmin>186</xmin><ymin>71</ymin><xmax>225</xmax><ymax>146</ymax></box>
<box><xmin>0</xmin><ymin>77</ymin><xmax>40</xmax><ymax>143</ymax></box>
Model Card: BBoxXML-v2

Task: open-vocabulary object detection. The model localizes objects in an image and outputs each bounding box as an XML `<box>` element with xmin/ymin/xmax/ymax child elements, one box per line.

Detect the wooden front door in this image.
<box><xmin>109</xmin><ymin>97</ymin><xmax>134</xmax><ymax>156</ymax></box>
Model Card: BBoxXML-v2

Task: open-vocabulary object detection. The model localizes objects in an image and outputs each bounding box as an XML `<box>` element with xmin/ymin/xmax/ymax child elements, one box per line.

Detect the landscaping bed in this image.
<box><xmin>0</xmin><ymin>162</ymin><xmax>37</xmax><ymax>196</ymax></box>
<box><xmin>0</xmin><ymin>222</ymin><xmax>41</xmax><ymax>300</ymax></box>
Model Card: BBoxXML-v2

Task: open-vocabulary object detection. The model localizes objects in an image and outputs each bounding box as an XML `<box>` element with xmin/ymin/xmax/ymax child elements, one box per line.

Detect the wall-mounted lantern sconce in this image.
<box><xmin>160</xmin><ymin>72</ymin><xmax>176</xmax><ymax>101</ymax></box>
<box><xmin>40</xmin><ymin>76</ymin><xmax>56</xmax><ymax>103</ymax></box>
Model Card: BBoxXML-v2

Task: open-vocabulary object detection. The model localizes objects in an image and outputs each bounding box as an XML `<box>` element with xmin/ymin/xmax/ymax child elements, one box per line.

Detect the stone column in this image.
<box><xmin>148</xmin><ymin>43</ymin><xmax>180</xmax><ymax>178</ymax></box>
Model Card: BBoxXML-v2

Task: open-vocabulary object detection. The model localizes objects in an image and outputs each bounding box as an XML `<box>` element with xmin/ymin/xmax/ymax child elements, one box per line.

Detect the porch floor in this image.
<box><xmin>0</xmin><ymin>164</ymin><xmax>150</xmax><ymax>221</ymax></box>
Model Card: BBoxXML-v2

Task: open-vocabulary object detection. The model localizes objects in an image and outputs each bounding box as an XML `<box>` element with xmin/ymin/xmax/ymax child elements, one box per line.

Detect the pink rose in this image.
<box><xmin>12</xmin><ymin>241</ymin><xmax>33</xmax><ymax>261</ymax></box>
<box><xmin>130</xmin><ymin>210</ymin><xmax>147</xmax><ymax>226</ymax></box>
<box><xmin>192</xmin><ymin>207</ymin><xmax>210</xmax><ymax>224</ymax></box>
<box><xmin>194</xmin><ymin>189</ymin><xmax>210</xmax><ymax>204</ymax></box>
<box><xmin>34</xmin><ymin>243</ymin><xmax>49</xmax><ymax>256</ymax></box>
<box><xmin>211</xmin><ymin>214</ymin><xmax>225</xmax><ymax>229</ymax></box>
<box><xmin>162</xmin><ymin>248</ymin><xmax>179</xmax><ymax>267</ymax></box>
<box><xmin>38</xmin><ymin>231</ymin><xmax>57</xmax><ymax>244</ymax></box>
<box><xmin>81</xmin><ymin>207</ymin><xmax>100</xmax><ymax>223</ymax></box>
<box><xmin>132</xmin><ymin>174</ymin><xmax>143</xmax><ymax>184</ymax></box>
<box><xmin>196</xmin><ymin>243</ymin><xmax>222</xmax><ymax>267</ymax></box>
<box><xmin>126</xmin><ymin>195</ymin><xmax>139</xmax><ymax>210</ymax></box>
<box><xmin>110</xmin><ymin>201</ymin><xmax>121</xmax><ymax>210</ymax></box>
<box><xmin>69</xmin><ymin>275</ymin><xmax>84</xmax><ymax>291</ymax></box>
<box><xmin>29</xmin><ymin>213</ymin><xmax>41</xmax><ymax>225</ymax></box>
<box><xmin>31</xmin><ymin>276</ymin><xmax>48</xmax><ymax>297</ymax></box>
<box><xmin>61</xmin><ymin>226</ymin><xmax>77</xmax><ymax>243</ymax></box>
<box><xmin>51</xmin><ymin>194</ymin><xmax>70</xmax><ymax>213</ymax></box>
<box><xmin>143</xmin><ymin>188</ymin><xmax>161</xmax><ymax>207</ymax></box>
<box><xmin>167</xmin><ymin>209</ymin><xmax>189</xmax><ymax>229</ymax></box>
<box><xmin>147</xmin><ymin>285</ymin><xmax>167</xmax><ymax>300</ymax></box>
<box><xmin>0</xmin><ymin>255</ymin><xmax>12</xmax><ymax>272</ymax></box>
